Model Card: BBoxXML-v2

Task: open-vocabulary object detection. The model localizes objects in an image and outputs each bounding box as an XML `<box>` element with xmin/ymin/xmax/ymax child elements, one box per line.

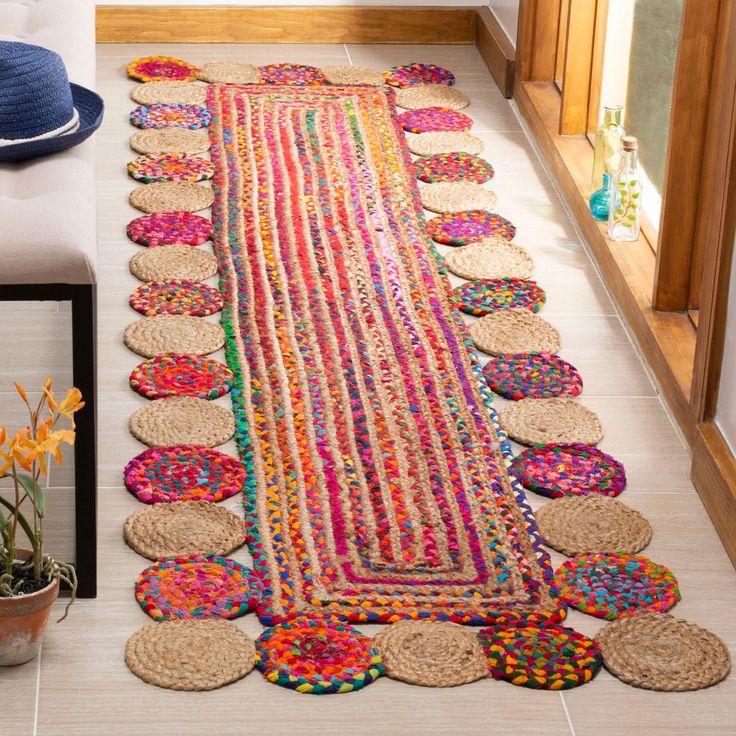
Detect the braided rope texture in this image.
<box><xmin>207</xmin><ymin>83</ymin><xmax>560</xmax><ymax>625</ymax></box>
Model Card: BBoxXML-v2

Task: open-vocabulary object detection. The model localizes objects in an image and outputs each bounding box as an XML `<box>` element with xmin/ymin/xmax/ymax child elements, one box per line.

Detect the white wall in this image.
<box><xmin>717</xmin><ymin>233</ymin><xmax>736</xmax><ymax>453</ymax></box>
<box><xmin>488</xmin><ymin>0</ymin><xmax>519</xmax><ymax>45</ymax></box>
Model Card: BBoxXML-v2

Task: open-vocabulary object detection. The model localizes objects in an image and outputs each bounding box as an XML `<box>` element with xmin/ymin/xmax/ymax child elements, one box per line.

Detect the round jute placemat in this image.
<box><xmin>123</xmin><ymin>315</ymin><xmax>225</xmax><ymax>358</ymax></box>
<box><xmin>397</xmin><ymin>107</ymin><xmax>473</xmax><ymax>134</ymax></box>
<box><xmin>468</xmin><ymin>309</ymin><xmax>560</xmax><ymax>356</ymax></box>
<box><xmin>421</xmin><ymin>181</ymin><xmax>497</xmax><ymax>213</ymax></box>
<box><xmin>129</xmin><ymin>182</ymin><xmax>214</xmax><ymax>214</ymax></box>
<box><xmin>444</xmin><ymin>239</ymin><xmax>534</xmax><ymax>280</ymax></box>
<box><xmin>129</xmin><ymin>397</ymin><xmax>235</xmax><ymax>447</ymax></box>
<box><xmin>413</xmin><ymin>152</ymin><xmax>494</xmax><ymax>184</ymax></box>
<box><xmin>125</xmin><ymin>619</ymin><xmax>255</xmax><ymax>691</ymax></box>
<box><xmin>127</xmin><ymin>153</ymin><xmax>215</xmax><ymax>184</ymax></box>
<box><xmin>129</xmin><ymin>279</ymin><xmax>224</xmax><ymax>317</ymax></box>
<box><xmin>499</xmin><ymin>398</ymin><xmax>604</xmax><ymax>446</ymax></box>
<box><xmin>123</xmin><ymin>501</ymin><xmax>245</xmax><ymax>560</ymax></box>
<box><xmin>129</xmin><ymin>354</ymin><xmax>234</xmax><ymax>400</ymax></box>
<box><xmin>510</xmin><ymin>443</ymin><xmax>625</xmax><ymax>498</ymax></box>
<box><xmin>384</xmin><ymin>63</ymin><xmax>455</xmax><ymax>88</ymax></box>
<box><xmin>258</xmin><ymin>63</ymin><xmax>326</xmax><ymax>85</ymax></box>
<box><xmin>130</xmin><ymin>103</ymin><xmax>211</xmax><ymax>131</ymax></box>
<box><xmin>130</xmin><ymin>244</ymin><xmax>218</xmax><ymax>282</ymax></box>
<box><xmin>595</xmin><ymin>613</ymin><xmax>731</xmax><ymax>691</ymax></box>
<box><xmin>320</xmin><ymin>65</ymin><xmax>385</xmax><ymax>86</ymax></box>
<box><xmin>198</xmin><ymin>60</ymin><xmax>261</xmax><ymax>84</ymax></box>
<box><xmin>131</xmin><ymin>82</ymin><xmax>208</xmax><ymax>106</ymax></box>
<box><xmin>426</xmin><ymin>210</ymin><xmax>516</xmax><ymax>245</ymax></box>
<box><xmin>396</xmin><ymin>85</ymin><xmax>470</xmax><ymax>111</ymax></box>
<box><xmin>482</xmin><ymin>353</ymin><xmax>582</xmax><ymax>400</ymax></box>
<box><xmin>554</xmin><ymin>552</ymin><xmax>680</xmax><ymax>620</ymax></box>
<box><xmin>536</xmin><ymin>496</ymin><xmax>653</xmax><ymax>556</ymax></box>
<box><xmin>374</xmin><ymin>620</ymin><xmax>487</xmax><ymax>687</ymax></box>
<box><xmin>479</xmin><ymin>624</ymin><xmax>602</xmax><ymax>690</ymax></box>
<box><xmin>452</xmin><ymin>278</ymin><xmax>546</xmax><ymax>316</ymax></box>
<box><xmin>408</xmin><ymin>131</ymin><xmax>485</xmax><ymax>157</ymax></box>
<box><xmin>130</xmin><ymin>128</ymin><xmax>210</xmax><ymax>155</ymax></box>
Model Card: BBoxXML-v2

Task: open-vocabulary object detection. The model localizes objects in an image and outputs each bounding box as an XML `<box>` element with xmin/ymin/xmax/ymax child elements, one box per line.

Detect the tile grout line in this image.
<box><xmin>343</xmin><ymin>43</ymin><xmax>353</xmax><ymax>66</ymax></box>
<box><xmin>559</xmin><ymin>692</ymin><xmax>577</xmax><ymax>736</ymax></box>
<box><xmin>33</xmin><ymin>641</ymin><xmax>42</xmax><ymax>736</ymax></box>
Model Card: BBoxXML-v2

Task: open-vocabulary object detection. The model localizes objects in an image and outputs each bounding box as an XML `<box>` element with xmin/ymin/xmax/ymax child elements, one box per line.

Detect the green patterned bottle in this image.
<box><xmin>608</xmin><ymin>136</ymin><xmax>642</xmax><ymax>242</ymax></box>
<box><xmin>590</xmin><ymin>105</ymin><xmax>625</xmax><ymax>196</ymax></box>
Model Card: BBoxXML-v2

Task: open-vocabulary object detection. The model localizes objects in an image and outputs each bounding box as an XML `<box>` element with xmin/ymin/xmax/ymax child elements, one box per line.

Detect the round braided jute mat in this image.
<box><xmin>421</xmin><ymin>181</ymin><xmax>496</xmax><ymax>213</ymax></box>
<box><xmin>127</xmin><ymin>56</ymin><xmax>199</xmax><ymax>83</ymax></box>
<box><xmin>127</xmin><ymin>153</ymin><xmax>214</xmax><ymax>184</ymax></box>
<box><xmin>129</xmin><ymin>181</ymin><xmax>214</xmax><ymax>214</ymax></box>
<box><xmin>123</xmin><ymin>501</ymin><xmax>245</xmax><ymax>560</ymax></box>
<box><xmin>510</xmin><ymin>443</ymin><xmax>626</xmax><ymax>498</ymax></box>
<box><xmin>385</xmin><ymin>63</ymin><xmax>455</xmax><ymax>88</ymax></box>
<box><xmin>396</xmin><ymin>85</ymin><xmax>470</xmax><ymax>111</ymax></box>
<box><xmin>258</xmin><ymin>63</ymin><xmax>326</xmax><ymax>85</ymax></box>
<box><xmin>123</xmin><ymin>315</ymin><xmax>225</xmax><ymax>358</ymax></box>
<box><xmin>124</xmin><ymin>446</ymin><xmax>245</xmax><ymax>504</ymax></box>
<box><xmin>413</xmin><ymin>152</ymin><xmax>494</xmax><ymax>184</ymax></box>
<box><xmin>452</xmin><ymin>278</ymin><xmax>546</xmax><ymax>316</ymax></box>
<box><xmin>468</xmin><ymin>309</ymin><xmax>560</xmax><ymax>356</ymax></box>
<box><xmin>129</xmin><ymin>279</ymin><xmax>224</xmax><ymax>317</ymax></box>
<box><xmin>129</xmin><ymin>354</ymin><xmax>234</xmax><ymax>400</ymax></box>
<box><xmin>483</xmin><ymin>353</ymin><xmax>582</xmax><ymax>400</ymax></box>
<box><xmin>426</xmin><ymin>210</ymin><xmax>516</xmax><ymax>245</ymax></box>
<box><xmin>135</xmin><ymin>553</ymin><xmax>263</xmax><ymax>620</ymax></box>
<box><xmin>479</xmin><ymin>624</ymin><xmax>602</xmax><ymax>690</ymax></box>
<box><xmin>397</xmin><ymin>107</ymin><xmax>473</xmax><ymax>134</ymax></box>
<box><xmin>198</xmin><ymin>60</ymin><xmax>261</xmax><ymax>84</ymax></box>
<box><xmin>130</xmin><ymin>103</ymin><xmax>211</xmax><ymax>130</ymax></box>
<box><xmin>373</xmin><ymin>620</ymin><xmax>487</xmax><ymax>687</ymax></box>
<box><xmin>444</xmin><ymin>239</ymin><xmax>534</xmax><ymax>280</ymax></box>
<box><xmin>499</xmin><ymin>398</ymin><xmax>603</xmax><ymax>446</ymax></box>
<box><xmin>595</xmin><ymin>613</ymin><xmax>731</xmax><ymax>691</ymax></box>
<box><xmin>129</xmin><ymin>244</ymin><xmax>218</xmax><ymax>282</ymax></box>
<box><xmin>255</xmin><ymin>616</ymin><xmax>384</xmax><ymax>694</ymax></box>
<box><xmin>408</xmin><ymin>131</ymin><xmax>484</xmax><ymax>156</ymax></box>
<box><xmin>130</xmin><ymin>82</ymin><xmax>208</xmax><ymax>106</ymax></box>
<box><xmin>320</xmin><ymin>65</ymin><xmax>385</xmax><ymax>86</ymax></box>
<box><xmin>536</xmin><ymin>496</ymin><xmax>652</xmax><ymax>556</ymax></box>
<box><xmin>127</xmin><ymin>211</ymin><xmax>213</xmax><ymax>247</ymax></box>
<box><xmin>130</xmin><ymin>128</ymin><xmax>210</xmax><ymax>155</ymax></box>
<box><xmin>125</xmin><ymin>619</ymin><xmax>255</xmax><ymax>691</ymax></box>
<box><xmin>129</xmin><ymin>397</ymin><xmax>235</xmax><ymax>447</ymax></box>
<box><xmin>554</xmin><ymin>552</ymin><xmax>680</xmax><ymax>620</ymax></box>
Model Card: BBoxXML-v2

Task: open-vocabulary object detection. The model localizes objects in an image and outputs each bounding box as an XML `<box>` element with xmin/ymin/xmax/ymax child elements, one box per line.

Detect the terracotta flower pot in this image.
<box><xmin>0</xmin><ymin>552</ymin><xmax>60</xmax><ymax>666</ymax></box>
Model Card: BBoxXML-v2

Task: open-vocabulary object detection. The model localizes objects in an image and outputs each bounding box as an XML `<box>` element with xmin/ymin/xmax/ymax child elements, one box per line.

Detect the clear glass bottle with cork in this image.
<box><xmin>589</xmin><ymin>105</ymin><xmax>625</xmax><ymax>221</ymax></box>
<box><xmin>608</xmin><ymin>135</ymin><xmax>642</xmax><ymax>242</ymax></box>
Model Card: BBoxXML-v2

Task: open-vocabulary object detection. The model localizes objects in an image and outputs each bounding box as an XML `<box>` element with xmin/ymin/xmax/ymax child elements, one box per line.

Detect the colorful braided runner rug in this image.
<box><xmin>208</xmin><ymin>84</ymin><xmax>560</xmax><ymax>625</ymax></box>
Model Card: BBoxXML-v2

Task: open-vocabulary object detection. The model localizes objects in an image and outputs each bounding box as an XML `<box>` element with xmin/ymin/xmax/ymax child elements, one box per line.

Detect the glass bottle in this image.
<box><xmin>590</xmin><ymin>104</ymin><xmax>625</xmax><ymax>212</ymax></box>
<box><xmin>608</xmin><ymin>136</ymin><xmax>642</xmax><ymax>242</ymax></box>
<box><xmin>589</xmin><ymin>172</ymin><xmax>612</xmax><ymax>222</ymax></box>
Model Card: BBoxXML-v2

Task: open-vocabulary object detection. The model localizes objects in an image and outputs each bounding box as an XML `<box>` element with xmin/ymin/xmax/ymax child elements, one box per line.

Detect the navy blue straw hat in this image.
<box><xmin>0</xmin><ymin>41</ymin><xmax>104</xmax><ymax>163</ymax></box>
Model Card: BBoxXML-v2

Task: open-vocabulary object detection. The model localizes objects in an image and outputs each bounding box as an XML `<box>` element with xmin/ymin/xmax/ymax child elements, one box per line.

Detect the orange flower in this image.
<box><xmin>58</xmin><ymin>388</ymin><xmax>84</xmax><ymax>418</ymax></box>
<box><xmin>14</xmin><ymin>382</ymin><xmax>29</xmax><ymax>403</ymax></box>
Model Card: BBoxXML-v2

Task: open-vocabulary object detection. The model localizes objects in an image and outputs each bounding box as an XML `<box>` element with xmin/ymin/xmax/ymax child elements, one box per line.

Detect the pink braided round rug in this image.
<box><xmin>426</xmin><ymin>210</ymin><xmax>516</xmax><ymax>245</ymax></box>
<box><xmin>384</xmin><ymin>63</ymin><xmax>455</xmax><ymax>88</ymax></box>
<box><xmin>129</xmin><ymin>279</ymin><xmax>224</xmax><ymax>317</ymax></box>
<box><xmin>397</xmin><ymin>107</ymin><xmax>473</xmax><ymax>133</ymax></box>
<box><xmin>127</xmin><ymin>212</ymin><xmax>213</xmax><ymax>247</ymax></box>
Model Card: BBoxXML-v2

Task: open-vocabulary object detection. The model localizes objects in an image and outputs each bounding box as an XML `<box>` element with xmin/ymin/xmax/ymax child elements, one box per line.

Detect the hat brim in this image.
<box><xmin>0</xmin><ymin>83</ymin><xmax>104</xmax><ymax>163</ymax></box>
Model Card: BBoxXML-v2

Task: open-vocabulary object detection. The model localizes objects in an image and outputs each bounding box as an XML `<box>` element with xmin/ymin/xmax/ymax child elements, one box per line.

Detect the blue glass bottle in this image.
<box><xmin>589</xmin><ymin>172</ymin><xmax>612</xmax><ymax>221</ymax></box>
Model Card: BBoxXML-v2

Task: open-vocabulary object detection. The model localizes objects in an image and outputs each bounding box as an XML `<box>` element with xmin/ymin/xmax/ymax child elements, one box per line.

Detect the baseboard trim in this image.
<box><xmin>475</xmin><ymin>6</ymin><xmax>514</xmax><ymax>98</ymax></box>
<box><xmin>96</xmin><ymin>5</ymin><xmax>477</xmax><ymax>44</ymax></box>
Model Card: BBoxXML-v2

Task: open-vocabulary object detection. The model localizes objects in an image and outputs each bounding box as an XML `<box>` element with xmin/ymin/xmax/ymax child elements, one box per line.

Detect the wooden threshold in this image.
<box><xmin>95</xmin><ymin>5</ymin><xmax>477</xmax><ymax>44</ymax></box>
<box><xmin>514</xmin><ymin>80</ymin><xmax>697</xmax><ymax>444</ymax></box>
<box><xmin>475</xmin><ymin>7</ymin><xmax>515</xmax><ymax>98</ymax></box>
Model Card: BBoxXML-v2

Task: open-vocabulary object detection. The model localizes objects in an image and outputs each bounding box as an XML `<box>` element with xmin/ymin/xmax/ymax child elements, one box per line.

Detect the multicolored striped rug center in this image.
<box><xmin>209</xmin><ymin>84</ymin><xmax>560</xmax><ymax>625</ymax></box>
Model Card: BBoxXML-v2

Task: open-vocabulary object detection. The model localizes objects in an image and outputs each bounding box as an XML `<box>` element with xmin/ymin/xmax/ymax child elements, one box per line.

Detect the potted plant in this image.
<box><xmin>0</xmin><ymin>378</ymin><xmax>83</xmax><ymax>665</ymax></box>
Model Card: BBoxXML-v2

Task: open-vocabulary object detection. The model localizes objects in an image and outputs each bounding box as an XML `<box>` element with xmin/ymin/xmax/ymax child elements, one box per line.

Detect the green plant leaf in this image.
<box><xmin>0</xmin><ymin>495</ymin><xmax>36</xmax><ymax>546</ymax></box>
<box><xmin>16</xmin><ymin>472</ymin><xmax>45</xmax><ymax>518</ymax></box>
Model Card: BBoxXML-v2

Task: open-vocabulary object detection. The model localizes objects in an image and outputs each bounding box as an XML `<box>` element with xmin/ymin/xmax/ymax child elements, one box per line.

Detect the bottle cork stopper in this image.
<box><xmin>622</xmin><ymin>136</ymin><xmax>638</xmax><ymax>151</ymax></box>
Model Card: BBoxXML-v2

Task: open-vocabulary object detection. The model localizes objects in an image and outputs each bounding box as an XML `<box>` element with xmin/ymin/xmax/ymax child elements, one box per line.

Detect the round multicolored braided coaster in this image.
<box><xmin>452</xmin><ymin>278</ymin><xmax>546</xmax><ymax>316</ymax></box>
<box><xmin>130</xmin><ymin>355</ymin><xmax>235</xmax><ymax>400</ymax></box>
<box><xmin>535</xmin><ymin>496</ymin><xmax>653</xmax><ymax>556</ymax></box>
<box><xmin>130</xmin><ymin>103</ymin><xmax>211</xmax><ymax>130</ymax></box>
<box><xmin>478</xmin><ymin>624</ymin><xmax>602</xmax><ymax>690</ymax></box>
<box><xmin>374</xmin><ymin>620</ymin><xmax>487</xmax><ymax>688</ymax></box>
<box><xmin>135</xmin><ymin>554</ymin><xmax>264</xmax><ymax>621</ymax></box>
<box><xmin>127</xmin><ymin>211</ymin><xmax>213</xmax><ymax>247</ymax></box>
<box><xmin>595</xmin><ymin>613</ymin><xmax>731</xmax><ymax>691</ymax></box>
<box><xmin>385</xmin><ymin>63</ymin><xmax>455</xmax><ymax>88</ymax></box>
<box><xmin>397</xmin><ymin>107</ymin><xmax>473</xmax><ymax>133</ymax></box>
<box><xmin>258</xmin><ymin>63</ymin><xmax>326</xmax><ymax>85</ymax></box>
<box><xmin>129</xmin><ymin>279</ymin><xmax>224</xmax><ymax>317</ymax></box>
<box><xmin>482</xmin><ymin>353</ymin><xmax>583</xmax><ymax>400</ymax></box>
<box><xmin>510</xmin><ymin>443</ymin><xmax>626</xmax><ymax>498</ymax></box>
<box><xmin>125</xmin><ymin>620</ymin><xmax>255</xmax><ymax>691</ymax></box>
<box><xmin>127</xmin><ymin>56</ymin><xmax>200</xmax><ymax>83</ymax></box>
<box><xmin>426</xmin><ymin>210</ymin><xmax>516</xmax><ymax>245</ymax></box>
<box><xmin>554</xmin><ymin>552</ymin><xmax>681</xmax><ymax>620</ymax></box>
<box><xmin>413</xmin><ymin>152</ymin><xmax>493</xmax><ymax>184</ymax></box>
<box><xmin>255</xmin><ymin>616</ymin><xmax>383</xmax><ymax>694</ymax></box>
<box><xmin>124</xmin><ymin>445</ymin><xmax>245</xmax><ymax>504</ymax></box>
<box><xmin>128</xmin><ymin>154</ymin><xmax>215</xmax><ymax>183</ymax></box>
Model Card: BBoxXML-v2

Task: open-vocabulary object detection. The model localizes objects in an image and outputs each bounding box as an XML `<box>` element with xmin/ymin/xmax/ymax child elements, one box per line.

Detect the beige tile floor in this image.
<box><xmin>2</xmin><ymin>42</ymin><xmax>736</xmax><ymax>735</ymax></box>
